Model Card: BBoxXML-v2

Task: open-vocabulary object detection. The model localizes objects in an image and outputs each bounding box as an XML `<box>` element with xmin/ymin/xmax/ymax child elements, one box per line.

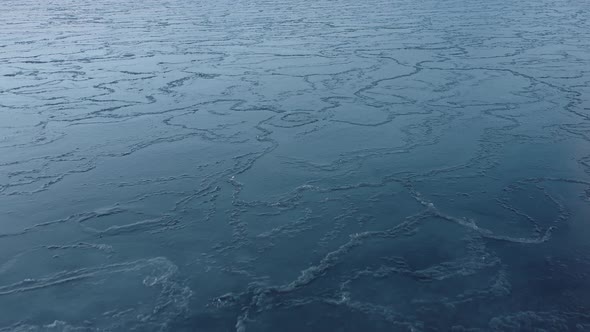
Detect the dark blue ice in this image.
<box><xmin>0</xmin><ymin>0</ymin><xmax>589</xmax><ymax>330</ymax></box>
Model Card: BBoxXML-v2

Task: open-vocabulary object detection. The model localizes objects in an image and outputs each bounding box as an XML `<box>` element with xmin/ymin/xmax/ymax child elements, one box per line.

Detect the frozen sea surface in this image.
<box><xmin>1</xmin><ymin>0</ymin><xmax>590</xmax><ymax>330</ymax></box>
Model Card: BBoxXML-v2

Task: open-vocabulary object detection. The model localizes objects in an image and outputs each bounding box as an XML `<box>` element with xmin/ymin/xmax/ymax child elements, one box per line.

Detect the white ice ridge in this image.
<box><xmin>411</xmin><ymin>189</ymin><xmax>554</xmax><ymax>244</ymax></box>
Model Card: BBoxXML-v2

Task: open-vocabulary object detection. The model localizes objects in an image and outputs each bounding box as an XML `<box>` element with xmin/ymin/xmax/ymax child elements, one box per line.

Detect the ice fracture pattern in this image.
<box><xmin>1</xmin><ymin>0</ymin><xmax>590</xmax><ymax>330</ymax></box>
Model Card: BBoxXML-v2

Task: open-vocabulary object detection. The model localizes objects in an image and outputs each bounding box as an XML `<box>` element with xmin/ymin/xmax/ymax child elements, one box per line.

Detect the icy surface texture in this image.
<box><xmin>1</xmin><ymin>0</ymin><xmax>589</xmax><ymax>330</ymax></box>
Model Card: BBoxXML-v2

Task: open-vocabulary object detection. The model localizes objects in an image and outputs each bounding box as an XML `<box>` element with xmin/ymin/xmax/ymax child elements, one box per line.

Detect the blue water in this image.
<box><xmin>1</xmin><ymin>0</ymin><xmax>589</xmax><ymax>330</ymax></box>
